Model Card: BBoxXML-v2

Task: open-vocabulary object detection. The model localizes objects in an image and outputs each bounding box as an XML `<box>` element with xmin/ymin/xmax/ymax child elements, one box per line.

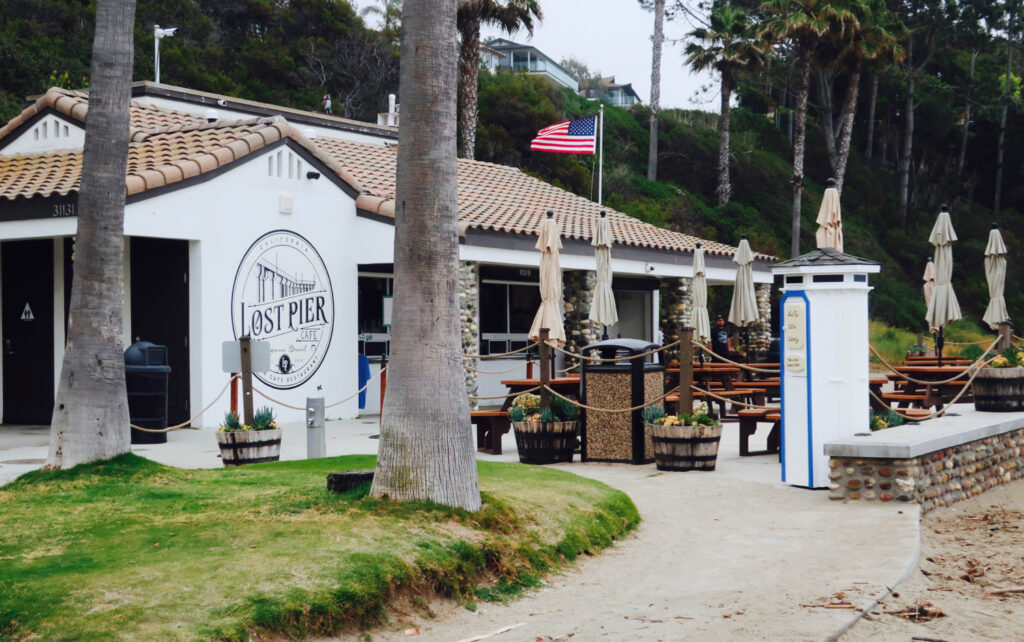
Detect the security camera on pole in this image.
<box><xmin>153</xmin><ymin>24</ymin><xmax>177</xmax><ymax>84</ymax></box>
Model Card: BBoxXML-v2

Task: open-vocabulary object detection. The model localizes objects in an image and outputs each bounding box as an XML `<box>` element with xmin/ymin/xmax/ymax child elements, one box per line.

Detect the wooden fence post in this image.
<box><xmin>678</xmin><ymin>328</ymin><xmax>694</xmax><ymax>415</ymax></box>
<box><xmin>239</xmin><ymin>336</ymin><xmax>254</xmax><ymax>426</ymax></box>
<box><xmin>539</xmin><ymin>328</ymin><xmax>551</xmax><ymax>412</ymax></box>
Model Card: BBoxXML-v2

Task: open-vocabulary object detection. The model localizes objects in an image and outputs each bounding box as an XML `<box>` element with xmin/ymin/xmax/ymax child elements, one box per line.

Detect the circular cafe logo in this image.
<box><xmin>231</xmin><ymin>230</ymin><xmax>334</xmax><ymax>389</ymax></box>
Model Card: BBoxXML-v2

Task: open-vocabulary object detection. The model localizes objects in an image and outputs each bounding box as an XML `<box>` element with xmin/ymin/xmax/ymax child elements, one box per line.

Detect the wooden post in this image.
<box><xmin>230</xmin><ymin>373</ymin><xmax>239</xmax><ymax>416</ymax></box>
<box><xmin>678</xmin><ymin>328</ymin><xmax>694</xmax><ymax>415</ymax></box>
<box><xmin>239</xmin><ymin>336</ymin><xmax>254</xmax><ymax>426</ymax></box>
<box><xmin>539</xmin><ymin>328</ymin><xmax>551</xmax><ymax>412</ymax></box>
<box><xmin>998</xmin><ymin>322</ymin><xmax>1012</xmax><ymax>352</ymax></box>
<box><xmin>526</xmin><ymin>353</ymin><xmax>534</xmax><ymax>379</ymax></box>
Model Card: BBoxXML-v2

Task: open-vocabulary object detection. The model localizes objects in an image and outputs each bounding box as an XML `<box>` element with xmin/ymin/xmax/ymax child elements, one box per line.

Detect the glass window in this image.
<box><xmin>480</xmin><ymin>281</ymin><xmax>541</xmax><ymax>356</ymax></box>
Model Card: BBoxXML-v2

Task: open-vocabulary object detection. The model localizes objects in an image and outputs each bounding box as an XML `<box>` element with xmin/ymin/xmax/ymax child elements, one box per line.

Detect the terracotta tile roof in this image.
<box><xmin>0</xmin><ymin>88</ymin><xmax>773</xmax><ymax>261</ymax></box>
<box><xmin>0</xmin><ymin>114</ymin><xmax>361</xmax><ymax>200</ymax></box>
<box><xmin>0</xmin><ymin>87</ymin><xmax>208</xmax><ymax>142</ymax></box>
<box><xmin>316</xmin><ymin>136</ymin><xmax>770</xmax><ymax>259</ymax></box>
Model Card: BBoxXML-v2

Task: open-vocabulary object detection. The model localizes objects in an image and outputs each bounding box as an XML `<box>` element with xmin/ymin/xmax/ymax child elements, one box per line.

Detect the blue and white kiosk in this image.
<box><xmin>772</xmin><ymin>248</ymin><xmax>880</xmax><ymax>488</ymax></box>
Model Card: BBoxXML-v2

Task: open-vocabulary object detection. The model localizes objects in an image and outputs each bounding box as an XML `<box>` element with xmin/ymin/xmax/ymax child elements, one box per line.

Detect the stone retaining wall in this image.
<box><xmin>459</xmin><ymin>261</ymin><xmax>479</xmax><ymax>407</ymax></box>
<box><xmin>828</xmin><ymin>429</ymin><xmax>1024</xmax><ymax>513</ymax></box>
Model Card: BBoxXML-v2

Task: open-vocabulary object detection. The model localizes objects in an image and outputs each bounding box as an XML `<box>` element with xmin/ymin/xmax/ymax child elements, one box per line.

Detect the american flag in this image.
<box><xmin>530</xmin><ymin>116</ymin><xmax>597</xmax><ymax>154</ymax></box>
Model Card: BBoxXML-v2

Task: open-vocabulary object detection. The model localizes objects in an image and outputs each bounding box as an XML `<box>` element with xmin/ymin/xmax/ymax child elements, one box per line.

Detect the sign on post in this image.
<box><xmin>222</xmin><ymin>340</ymin><xmax>271</xmax><ymax>373</ymax></box>
<box><xmin>222</xmin><ymin>339</ymin><xmax>271</xmax><ymax>427</ymax></box>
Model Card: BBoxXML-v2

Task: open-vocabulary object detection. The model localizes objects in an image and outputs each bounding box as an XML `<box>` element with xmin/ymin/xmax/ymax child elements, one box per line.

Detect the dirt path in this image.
<box><xmin>356</xmin><ymin>458</ymin><xmax>918</xmax><ymax>641</ymax></box>
<box><xmin>841</xmin><ymin>481</ymin><xmax>1024</xmax><ymax>641</ymax></box>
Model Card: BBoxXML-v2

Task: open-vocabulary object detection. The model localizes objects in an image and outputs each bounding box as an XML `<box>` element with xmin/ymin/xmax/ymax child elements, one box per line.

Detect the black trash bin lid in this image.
<box><xmin>582</xmin><ymin>338</ymin><xmax>659</xmax><ymax>355</ymax></box>
<box><xmin>124</xmin><ymin>340</ymin><xmax>169</xmax><ymax>367</ymax></box>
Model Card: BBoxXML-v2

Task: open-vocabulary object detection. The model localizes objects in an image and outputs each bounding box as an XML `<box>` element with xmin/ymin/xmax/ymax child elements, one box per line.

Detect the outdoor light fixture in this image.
<box><xmin>306</xmin><ymin>171</ymin><xmax>321</xmax><ymax>180</ymax></box>
<box><xmin>153</xmin><ymin>25</ymin><xmax>178</xmax><ymax>84</ymax></box>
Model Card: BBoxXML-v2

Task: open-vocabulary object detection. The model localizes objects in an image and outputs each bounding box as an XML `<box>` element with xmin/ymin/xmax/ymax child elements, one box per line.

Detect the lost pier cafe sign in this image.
<box><xmin>231</xmin><ymin>230</ymin><xmax>334</xmax><ymax>389</ymax></box>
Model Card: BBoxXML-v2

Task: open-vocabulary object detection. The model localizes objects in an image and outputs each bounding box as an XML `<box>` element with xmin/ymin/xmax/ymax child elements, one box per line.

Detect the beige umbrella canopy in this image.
<box><xmin>588</xmin><ymin>211</ymin><xmax>618</xmax><ymax>334</ymax></box>
<box><xmin>729</xmin><ymin>236</ymin><xmax>759</xmax><ymax>328</ymax></box>
<box><xmin>922</xmin><ymin>257</ymin><xmax>936</xmax><ymax>308</ymax></box>
<box><xmin>528</xmin><ymin>211</ymin><xmax>566</xmax><ymax>345</ymax></box>
<box><xmin>925</xmin><ymin>205</ymin><xmax>962</xmax><ymax>334</ymax></box>
<box><xmin>691</xmin><ymin>243</ymin><xmax>711</xmax><ymax>344</ymax></box>
<box><xmin>983</xmin><ymin>224</ymin><xmax>1010</xmax><ymax>331</ymax></box>
<box><xmin>814</xmin><ymin>178</ymin><xmax>844</xmax><ymax>252</ymax></box>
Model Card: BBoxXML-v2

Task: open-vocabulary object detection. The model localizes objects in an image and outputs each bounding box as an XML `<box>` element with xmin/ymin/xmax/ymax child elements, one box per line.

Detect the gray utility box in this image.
<box><xmin>580</xmin><ymin>339</ymin><xmax>664</xmax><ymax>465</ymax></box>
<box><xmin>125</xmin><ymin>340</ymin><xmax>172</xmax><ymax>445</ymax></box>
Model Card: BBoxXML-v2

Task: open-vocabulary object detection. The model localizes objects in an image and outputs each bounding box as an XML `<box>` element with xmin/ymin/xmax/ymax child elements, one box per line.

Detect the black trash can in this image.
<box><xmin>580</xmin><ymin>339</ymin><xmax>664</xmax><ymax>464</ymax></box>
<box><xmin>124</xmin><ymin>340</ymin><xmax>172</xmax><ymax>445</ymax></box>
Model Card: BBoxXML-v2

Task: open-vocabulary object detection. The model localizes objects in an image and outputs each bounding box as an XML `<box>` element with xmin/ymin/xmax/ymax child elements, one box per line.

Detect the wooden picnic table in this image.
<box><xmin>500</xmin><ymin>376</ymin><xmax>580</xmax><ymax>411</ymax></box>
<box><xmin>869</xmin><ymin>375</ymin><xmax>890</xmax><ymax>412</ymax></box>
<box><xmin>887</xmin><ymin>366</ymin><xmax>970</xmax><ymax>410</ymax></box>
<box><xmin>666</xmin><ymin>366</ymin><xmax>741</xmax><ymax>392</ymax></box>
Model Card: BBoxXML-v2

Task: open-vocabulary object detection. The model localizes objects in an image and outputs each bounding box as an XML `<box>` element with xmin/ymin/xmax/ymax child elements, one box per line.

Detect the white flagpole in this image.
<box><xmin>598</xmin><ymin>104</ymin><xmax>604</xmax><ymax>205</ymax></box>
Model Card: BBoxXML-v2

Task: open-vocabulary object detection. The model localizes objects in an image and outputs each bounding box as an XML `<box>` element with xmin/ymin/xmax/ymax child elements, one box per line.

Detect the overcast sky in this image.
<box><xmin>480</xmin><ymin>0</ymin><xmax>717</xmax><ymax>112</ymax></box>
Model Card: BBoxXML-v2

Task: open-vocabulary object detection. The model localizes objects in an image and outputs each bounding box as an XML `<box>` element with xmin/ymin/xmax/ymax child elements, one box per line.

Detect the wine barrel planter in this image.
<box><xmin>648</xmin><ymin>423</ymin><xmax>723</xmax><ymax>471</ymax></box>
<box><xmin>513</xmin><ymin>421</ymin><xmax>577</xmax><ymax>465</ymax></box>
<box><xmin>215</xmin><ymin>428</ymin><xmax>282</xmax><ymax>466</ymax></box>
<box><xmin>973</xmin><ymin>368</ymin><xmax>1024</xmax><ymax>412</ymax></box>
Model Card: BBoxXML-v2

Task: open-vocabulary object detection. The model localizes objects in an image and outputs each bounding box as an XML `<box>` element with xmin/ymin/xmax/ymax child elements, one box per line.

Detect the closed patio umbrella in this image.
<box><xmin>729</xmin><ymin>236</ymin><xmax>759</xmax><ymax>358</ymax></box>
<box><xmin>529</xmin><ymin>210</ymin><xmax>566</xmax><ymax>345</ymax></box>
<box><xmin>692</xmin><ymin>243</ymin><xmax>711</xmax><ymax>345</ymax></box>
<box><xmin>814</xmin><ymin>178</ymin><xmax>844</xmax><ymax>252</ymax></box>
<box><xmin>588</xmin><ymin>211</ymin><xmax>617</xmax><ymax>339</ymax></box>
<box><xmin>925</xmin><ymin>205</ymin><xmax>962</xmax><ymax>362</ymax></box>
<box><xmin>983</xmin><ymin>224</ymin><xmax>1010</xmax><ymax>331</ymax></box>
<box><xmin>922</xmin><ymin>257</ymin><xmax>935</xmax><ymax>308</ymax></box>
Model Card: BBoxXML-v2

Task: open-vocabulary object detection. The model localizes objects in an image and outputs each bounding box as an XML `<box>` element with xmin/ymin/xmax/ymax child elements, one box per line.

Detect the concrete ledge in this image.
<box><xmin>824</xmin><ymin>405</ymin><xmax>1024</xmax><ymax>459</ymax></box>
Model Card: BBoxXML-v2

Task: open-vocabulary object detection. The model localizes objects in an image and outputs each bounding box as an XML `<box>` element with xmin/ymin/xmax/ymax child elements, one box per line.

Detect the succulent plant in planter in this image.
<box><xmin>215</xmin><ymin>406</ymin><xmax>282</xmax><ymax>466</ymax></box>
<box><xmin>975</xmin><ymin>348</ymin><xmax>1024</xmax><ymax>412</ymax></box>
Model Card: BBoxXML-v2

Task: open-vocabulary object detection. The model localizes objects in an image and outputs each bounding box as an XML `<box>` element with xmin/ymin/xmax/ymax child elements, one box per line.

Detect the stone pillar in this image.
<box><xmin>459</xmin><ymin>262</ymin><xmax>480</xmax><ymax>408</ymax></box>
<box><xmin>659</xmin><ymin>277</ymin><xmax>692</xmax><ymax>364</ymax></box>
<box><xmin>562</xmin><ymin>270</ymin><xmax>600</xmax><ymax>370</ymax></box>
<box><xmin>752</xmin><ymin>282</ymin><xmax>773</xmax><ymax>358</ymax></box>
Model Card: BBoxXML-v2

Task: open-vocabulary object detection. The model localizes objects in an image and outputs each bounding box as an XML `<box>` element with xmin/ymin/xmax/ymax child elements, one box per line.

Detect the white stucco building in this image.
<box><xmin>0</xmin><ymin>83</ymin><xmax>774</xmax><ymax>427</ymax></box>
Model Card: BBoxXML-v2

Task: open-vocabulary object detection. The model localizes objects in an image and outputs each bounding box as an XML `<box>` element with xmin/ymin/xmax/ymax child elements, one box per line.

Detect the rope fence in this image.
<box><xmin>130</xmin><ymin>374</ymin><xmax>240</xmax><ymax>433</ymax></box>
<box><xmin>543</xmin><ymin>384</ymin><xmax>681</xmax><ymax>413</ymax></box>
<box><xmin>870</xmin><ymin>359</ymin><xmax>987</xmax><ymax>422</ymax></box>
<box><xmin>463</xmin><ymin>362</ymin><xmax>526</xmax><ymax>376</ymax></box>
<box><xmin>469</xmin><ymin>386</ymin><xmax>540</xmax><ymax>402</ymax></box>
<box><xmin>462</xmin><ymin>342</ymin><xmax>539</xmax><ymax>360</ymax></box>
<box><xmin>690</xmin><ymin>385</ymin><xmax>773</xmax><ymax>410</ymax></box>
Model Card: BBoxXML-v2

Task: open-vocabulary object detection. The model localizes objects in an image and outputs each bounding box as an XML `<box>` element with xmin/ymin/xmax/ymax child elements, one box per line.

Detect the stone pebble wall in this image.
<box><xmin>459</xmin><ymin>261</ymin><xmax>479</xmax><ymax>408</ymax></box>
<box><xmin>659</xmin><ymin>277</ymin><xmax>691</xmax><ymax>365</ymax></box>
<box><xmin>828</xmin><ymin>428</ymin><xmax>1024</xmax><ymax>513</ymax></box>
<box><xmin>563</xmin><ymin>270</ymin><xmax>601</xmax><ymax>369</ymax></box>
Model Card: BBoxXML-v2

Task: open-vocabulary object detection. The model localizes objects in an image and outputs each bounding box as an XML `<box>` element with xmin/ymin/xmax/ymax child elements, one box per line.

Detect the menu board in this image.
<box><xmin>784</xmin><ymin>298</ymin><xmax>807</xmax><ymax>374</ymax></box>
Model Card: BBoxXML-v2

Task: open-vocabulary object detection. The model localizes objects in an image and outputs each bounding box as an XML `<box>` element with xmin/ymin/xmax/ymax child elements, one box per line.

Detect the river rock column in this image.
<box><xmin>659</xmin><ymin>277</ymin><xmax>692</xmax><ymax>364</ymax></box>
<box><xmin>563</xmin><ymin>270</ymin><xmax>600</xmax><ymax>371</ymax></box>
<box><xmin>752</xmin><ymin>282</ymin><xmax>772</xmax><ymax>358</ymax></box>
<box><xmin>459</xmin><ymin>262</ymin><xmax>479</xmax><ymax>408</ymax></box>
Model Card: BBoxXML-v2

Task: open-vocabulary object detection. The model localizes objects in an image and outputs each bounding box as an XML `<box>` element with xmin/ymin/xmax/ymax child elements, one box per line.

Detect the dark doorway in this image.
<box><xmin>2</xmin><ymin>239</ymin><xmax>54</xmax><ymax>424</ymax></box>
<box><xmin>130</xmin><ymin>238</ymin><xmax>190</xmax><ymax>425</ymax></box>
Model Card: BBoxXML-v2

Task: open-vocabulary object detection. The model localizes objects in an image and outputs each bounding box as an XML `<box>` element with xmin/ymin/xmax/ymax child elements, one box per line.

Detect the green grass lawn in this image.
<box><xmin>0</xmin><ymin>455</ymin><xmax>638</xmax><ymax>640</ymax></box>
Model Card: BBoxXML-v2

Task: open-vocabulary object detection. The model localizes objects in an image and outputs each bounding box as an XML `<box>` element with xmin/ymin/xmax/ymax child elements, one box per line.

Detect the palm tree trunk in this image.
<box><xmin>995</xmin><ymin>45</ymin><xmax>1012</xmax><ymax>216</ymax></box>
<box><xmin>835</xmin><ymin>64</ymin><xmax>861</xmax><ymax>194</ymax></box>
<box><xmin>957</xmin><ymin>50</ymin><xmax>977</xmax><ymax>179</ymax></box>
<box><xmin>647</xmin><ymin>0</ymin><xmax>665</xmax><ymax>181</ymax></box>
<box><xmin>898</xmin><ymin>40</ymin><xmax>914</xmax><ymax>226</ymax></box>
<box><xmin>717</xmin><ymin>75</ymin><xmax>732</xmax><ymax>206</ymax></box>
<box><xmin>372</xmin><ymin>0</ymin><xmax>481</xmax><ymax>510</ymax></box>
<box><xmin>816</xmin><ymin>69</ymin><xmax>840</xmax><ymax>175</ymax></box>
<box><xmin>48</xmin><ymin>0</ymin><xmax>136</xmax><ymax>469</ymax></box>
<box><xmin>791</xmin><ymin>57</ymin><xmax>811</xmax><ymax>259</ymax></box>
<box><xmin>865</xmin><ymin>74</ymin><xmax>878</xmax><ymax>159</ymax></box>
<box><xmin>458</xmin><ymin>13</ymin><xmax>481</xmax><ymax>160</ymax></box>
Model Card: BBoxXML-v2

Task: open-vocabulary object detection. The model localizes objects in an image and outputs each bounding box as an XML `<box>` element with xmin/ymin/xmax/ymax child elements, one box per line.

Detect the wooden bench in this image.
<box><xmin>881</xmin><ymin>392</ymin><xmax>928</xmax><ymax>408</ymax></box>
<box><xmin>472</xmin><ymin>410</ymin><xmax>511</xmax><ymax>455</ymax></box>
<box><xmin>900</xmin><ymin>408</ymin><xmax>933</xmax><ymax>421</ymax></box>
